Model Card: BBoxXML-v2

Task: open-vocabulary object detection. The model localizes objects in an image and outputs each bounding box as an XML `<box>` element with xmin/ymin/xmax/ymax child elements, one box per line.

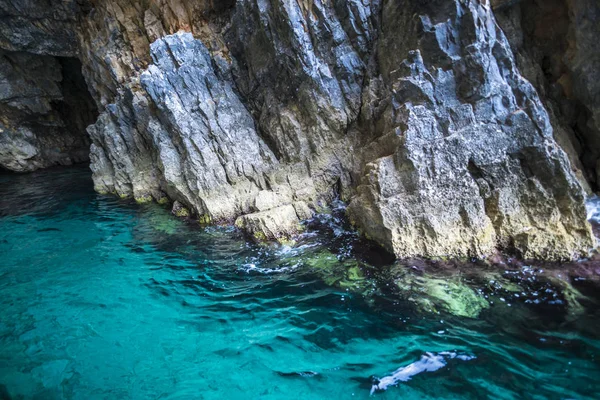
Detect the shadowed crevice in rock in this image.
<box><xmin>53</xmin><ymin>57</ymin><xmax>99</xmax><ymax>144</ymax></box>
<box><xmin>0</xmin><ymin>51</ymin><xmax>98</xmax><ymax>172</ymax></box>
<box><xmin>493</xmin><ymin>0</ymin><xmax>600</xmax><ymax>192</ymax></box>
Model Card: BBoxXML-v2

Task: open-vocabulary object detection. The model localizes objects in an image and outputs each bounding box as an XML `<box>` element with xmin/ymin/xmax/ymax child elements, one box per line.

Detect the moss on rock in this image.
<box><xmin>172</xmin><ymin>201</ymin><xmax>190</xmax><ymax>218</ymax></box>
<box><xmin>135</xmin><ymin>194</ymin><xmax>153</xmax><ymax>204</ymax></box>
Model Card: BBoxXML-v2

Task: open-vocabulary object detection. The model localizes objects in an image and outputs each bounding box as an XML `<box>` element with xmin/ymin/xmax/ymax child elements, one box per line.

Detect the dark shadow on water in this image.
<box><xmin>0</xmin><ymin>164</ymin><xmax>95</xmax><ymax>217</ymax></box>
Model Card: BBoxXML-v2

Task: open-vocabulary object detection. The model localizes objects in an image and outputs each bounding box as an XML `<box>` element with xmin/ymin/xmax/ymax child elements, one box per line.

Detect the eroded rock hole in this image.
<box><xmin>52</xmin><ymin>57</ymin><xmax>98</xmax><ymax>147</ymax></box>
<box><xmin>0</xmin><ymin>52</ymin><xmax>98</xmax><ymax>172</ymax></box>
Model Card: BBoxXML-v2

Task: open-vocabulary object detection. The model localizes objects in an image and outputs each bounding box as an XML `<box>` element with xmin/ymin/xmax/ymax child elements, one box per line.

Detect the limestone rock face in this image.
<box><xmin>494</xmin><ymin>0</ymin><xmax>600</xmax><ymax>191</ymax></box>
<box><xmin>0</xmin><ymin>0</ymin><xmax>597</xmax><ymax>260</ymax></box>
<box><xmin>348</xmin><ymin>0</ymin><xmax>593</xmax><ymax>260</ymax></box>
<box><xmin>88</xmin><ymin>32</ymin><xmax>278</xmax><ymax>217</ymax></box>
<box><xmin>225</xmin><ymin>0</ymin><xmax>371</xmax><ymax>162</ymax></box>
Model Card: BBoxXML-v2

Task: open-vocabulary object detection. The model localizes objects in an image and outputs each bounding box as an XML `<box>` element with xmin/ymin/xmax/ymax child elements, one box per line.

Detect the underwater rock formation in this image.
<box><xmin>0</xmin><ymin>0</ymin><xmax>598</xmax><ymax>260</ymax></box>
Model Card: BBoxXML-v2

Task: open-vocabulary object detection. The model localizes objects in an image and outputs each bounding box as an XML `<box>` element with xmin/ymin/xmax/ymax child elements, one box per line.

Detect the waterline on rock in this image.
<box><xmin>0</xmin><ymin>166</ymin><xmax>599</xmax><ymax>399</ymax></box>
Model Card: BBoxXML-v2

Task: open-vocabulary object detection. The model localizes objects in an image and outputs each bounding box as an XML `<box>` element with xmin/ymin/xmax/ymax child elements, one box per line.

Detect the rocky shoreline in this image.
<box><xmin>1</xmin><ymin>0</ymin><xmax>599</xmax><ymax>261</ymax></box>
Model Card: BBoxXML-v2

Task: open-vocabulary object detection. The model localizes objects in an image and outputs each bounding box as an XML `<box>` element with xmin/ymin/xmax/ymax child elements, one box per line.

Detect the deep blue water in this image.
<box><xmin>1</xmin><ymin>166</ymin><xmax>600</xmax><ymax>399</ymax></box>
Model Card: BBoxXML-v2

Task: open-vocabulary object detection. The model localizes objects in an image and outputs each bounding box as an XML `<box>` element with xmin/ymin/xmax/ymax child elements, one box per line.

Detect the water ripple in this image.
<box><xmin>0</xmin><ymin>166</ymin><xmax>599</xmax><ymax>399</ymax></box>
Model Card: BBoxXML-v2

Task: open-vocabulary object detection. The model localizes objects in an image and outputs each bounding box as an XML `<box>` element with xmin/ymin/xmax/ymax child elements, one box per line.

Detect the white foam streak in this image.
<box><xmin>240</xmin><ymin>262</ymin><xmax>300</xmax><ymax>275</ymax></box>
<box><xmin>370</xmin><ymin>352</ymin><xmax>475</xmax><ymax>395</ymax></box>
<box><xmin>586</xmin><ymin>195</ymin><xmax>600</xmax><ymax>223</ymax></box>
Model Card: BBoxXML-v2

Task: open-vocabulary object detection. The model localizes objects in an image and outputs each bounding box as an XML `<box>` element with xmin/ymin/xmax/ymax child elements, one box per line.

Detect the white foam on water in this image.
<box><xmin>586</xmin><ymin>195</ymin><xmax>600</xmax><ymax>223</ymax></box>
<box><xmin>370</xmin><ymin>351</ymin><xmax>476</xmax><ymax>395</ymax></box>
<box><xmin>274</xmin><ymin>242</ymin><xmax>319</xmax><ymax>257</ymax></box>
<box><xmin>240</xmin><ymin>262</ymin><xmax>301</xmax><ymax>275</ymax></box>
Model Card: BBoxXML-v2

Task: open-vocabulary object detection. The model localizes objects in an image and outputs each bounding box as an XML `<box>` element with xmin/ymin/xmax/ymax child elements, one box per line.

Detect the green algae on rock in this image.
<box><xmin>392</xmin><ymin>269</ymin><xmax>490</xmax><ymax>318</ymax></box>
<box><xmin>172</xmin><ymin>201</ymin><xmax>190</xmax><ymax>218</ymax></box>
<box><xmin>135</xmin><ymin>194</ymin><xmax>153</xmax><ymax>204</ymax></box>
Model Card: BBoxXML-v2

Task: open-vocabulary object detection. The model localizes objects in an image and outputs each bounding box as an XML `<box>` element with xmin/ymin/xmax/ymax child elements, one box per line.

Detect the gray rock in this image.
<box><xmin>293</xmin><ymin>201</ymin><xmax>315</xmax><ymax>221</ymax></box>
<box><xmin>88</xmin><ymin>32</ymin><xmax>278</xmax><ymax>218</ymax></box>
<box><xmin>0</xmin><ymin>51</ymin><xmax>96</xmax><ymax>172</ymax></box>
<box><xmin>141</xmin><ymin>32</ymin><xmax>278</xmax><ymax>219</ymax></box>
<box><xmin>347</xmin><ymin>0</ymin><xmax>593</xmax><ymax>260</ymax></box>
<box><xmin>0</xmin><ymin>0</ymin><xmax>596</xmax><ymax>260</ymax></box>
<box><xmin>225</xmin><ymin>0</ymin><xmax>369</xmax><ymax>162</ymax></box>
<box><xmin>494</xmin><ymin>0</ymin><xmax>600</xmax><ymax>191</ymax></box>
<box><xmin>0</xmin><ymin>0</ymin><xmax>82</xmax><ymax>56</ymax></box>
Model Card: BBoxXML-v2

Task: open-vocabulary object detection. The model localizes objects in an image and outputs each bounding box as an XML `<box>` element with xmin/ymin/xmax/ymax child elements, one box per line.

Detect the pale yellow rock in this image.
<box><xmin>235</xmin><ymin>205</ymin><xmax>302</xmax><ymax>242</ymax></box>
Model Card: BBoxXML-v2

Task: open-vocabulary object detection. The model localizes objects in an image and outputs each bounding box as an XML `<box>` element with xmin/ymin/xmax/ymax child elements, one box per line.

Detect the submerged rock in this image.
<box><xmin>147</xmin><ymin>206</ymin><xmax>185</xmax><ymax>235</ymax></box>
<box><xmin>0</xmin><ymin>384</ymin><xmax>11</xmax><ymax>400</ymax></box>
<box><xmin>392</xmin><ymin>267</ymin><xmax>490</xmax><ymax>318</ymax></box>
<box><xmin>387</xmin><ymin>258</ymin><xmax>600</xmax><ymax>321</ymax></box>
<box><xmin>302</xmin><ymin>250</ymin><xmax>363</xmax><ymax>289</ymax></box>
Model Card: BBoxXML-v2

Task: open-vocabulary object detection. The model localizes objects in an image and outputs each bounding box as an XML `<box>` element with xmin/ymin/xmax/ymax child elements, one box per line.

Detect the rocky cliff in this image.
<box><xmin>0</xmin><ymin>0</ymin><xmax>598</xmax><ymax>260</ymax></box>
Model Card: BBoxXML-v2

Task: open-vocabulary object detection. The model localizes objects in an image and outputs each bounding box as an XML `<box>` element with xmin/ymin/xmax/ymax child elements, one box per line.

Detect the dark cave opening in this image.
<box><xmin>52</xmin><ymin>56</ymin><xmax>99</xmax><ymax>146</ymax></box>
<box><xmin>0</xmin><ymin>51</ymin><xmax>98</xmax><ymax>172</ymax></box>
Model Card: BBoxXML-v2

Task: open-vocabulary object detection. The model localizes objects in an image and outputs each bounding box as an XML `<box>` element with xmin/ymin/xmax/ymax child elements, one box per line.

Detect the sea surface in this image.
<box><xmin>1</xmin><ymin>166</ymin><xmax>599</xmax><ymax>399</ymax></box>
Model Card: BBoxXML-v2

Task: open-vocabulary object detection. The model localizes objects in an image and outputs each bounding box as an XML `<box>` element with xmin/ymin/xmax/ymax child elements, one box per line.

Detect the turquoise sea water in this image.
<box><xmin>1</xmin><ymin>166</ymin><xmax>599</xmax><ymax>399</ymax></box>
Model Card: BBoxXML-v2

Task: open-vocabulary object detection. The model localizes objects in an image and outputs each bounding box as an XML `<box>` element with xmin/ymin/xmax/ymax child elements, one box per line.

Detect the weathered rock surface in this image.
<box><xmin>348</xmin><ymin>0</ymin><xmax>593</xmax><ymax>260</ymax></box>
<box><xmin>235</xmin><ymin>204</ymin><xmax>302</xmax><ymax>242</ymax></box>
<box><xmin>225</xmin><ymin>0</ymin><xmax>370</xmax><ymax>162</ymax></box>
<box><xmin>493</xmin><ymin>0</ymin><xmax>600</xmax><ymax>191</ymax></box>
<box><xmin>87</xmin><ymin>31</ymin><xmax>317</xmax><ymax>232</ymax></box>
<box><xmin>0</xmin><ymin>51</ymin><xmax>97</xmax><ymax>171</ymax></box>
<box><xmin>0</xmin><ymin>0</ymin><xmax>82</xmax><ymax>56</ymax></box>
<box><xmin>0</xmin><ymin>0</ymin><xmax>598</xmax><ymax>260</ymax></box>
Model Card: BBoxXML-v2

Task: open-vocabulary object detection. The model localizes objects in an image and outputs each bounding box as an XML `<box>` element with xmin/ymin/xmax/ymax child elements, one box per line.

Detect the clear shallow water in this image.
<box><xmin>1</xmin><ymin>166</ymin><xmax>599</xmax><ymax>400</ymax></box>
